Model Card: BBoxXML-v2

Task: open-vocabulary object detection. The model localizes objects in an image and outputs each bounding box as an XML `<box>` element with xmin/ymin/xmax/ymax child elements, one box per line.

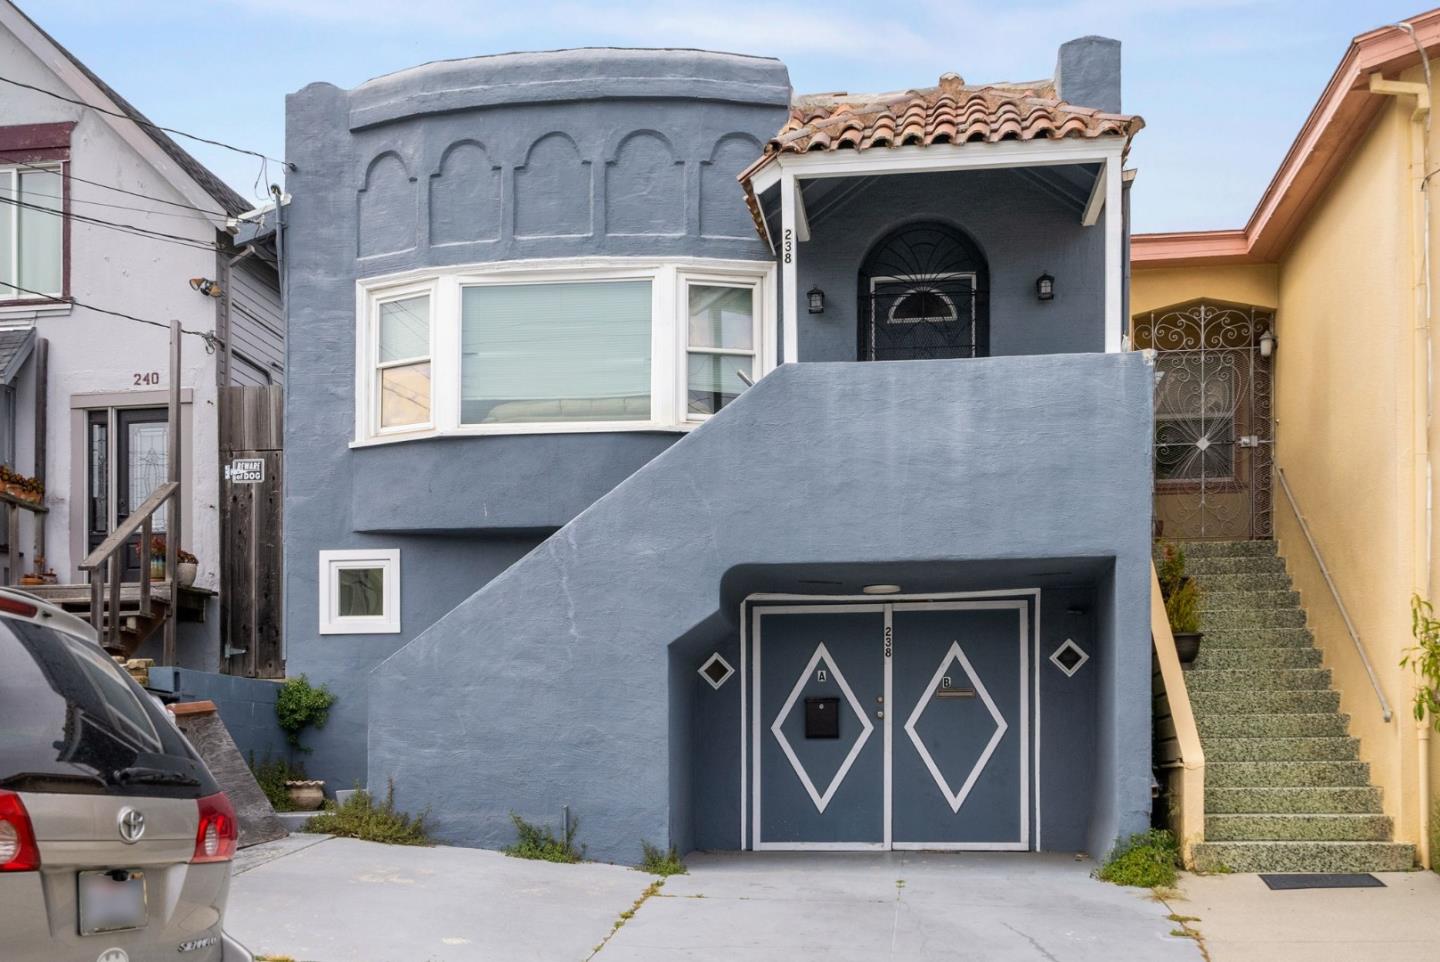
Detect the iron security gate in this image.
<box><xmin>858</xmin><ymin>222</ymin><xmax>990</xmax><ymax>360</ymax></box>
<box><xmin>1133</xmin><ymin>302</ymin><xmax>1274</xmax><ymax>541</ymax></box>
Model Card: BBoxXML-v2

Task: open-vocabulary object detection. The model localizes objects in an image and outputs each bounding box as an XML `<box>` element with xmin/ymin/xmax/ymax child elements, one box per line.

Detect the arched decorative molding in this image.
<box><xmin>700</xmin><ymin>132</ymin><xmax>763</xmax><ymax>239</ymax></box>
<box><xmin>429</xmin><ymin>140</ymin><xmax>502</xmax><ymax>245</ymax></box>
<box><xmin>357</xmin><ymin>151</ymin><xmax>417</xmax><ymax>258</ymax></box>
<box><xmin>514</xmin><ymin>132</ymin><xmax>592</xmax><ymax>238</ymax></box>
<box><xmin>605</xmin><ymin>130</ymin><xmax>684</xmax><ymax>236</ymax></box>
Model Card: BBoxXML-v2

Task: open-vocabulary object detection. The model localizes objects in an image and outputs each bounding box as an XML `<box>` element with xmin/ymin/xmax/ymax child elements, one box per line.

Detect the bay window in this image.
<box><xmin>355</xmin><ymin>259</ymin><xmax>774</xmax><ymax>442</ymax></box>
<box><xmin>1</xmin><ymin>164</ymin><xmax>64</xmax><ymax>300</ymax></box>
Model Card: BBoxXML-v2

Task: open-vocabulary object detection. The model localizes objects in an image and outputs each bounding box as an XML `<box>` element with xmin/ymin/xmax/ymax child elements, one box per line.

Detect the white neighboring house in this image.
<box><xmin>0</xmin><ymin>2</ymin><xmax>283</xmax><ymax>672</ymax></box>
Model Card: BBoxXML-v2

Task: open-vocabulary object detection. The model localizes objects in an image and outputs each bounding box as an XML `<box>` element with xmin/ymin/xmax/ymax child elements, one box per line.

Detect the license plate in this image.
<box><xmin>78</xmin><ymin>870</ymin><xmax>147</xmax><ymax>936</ymax></box>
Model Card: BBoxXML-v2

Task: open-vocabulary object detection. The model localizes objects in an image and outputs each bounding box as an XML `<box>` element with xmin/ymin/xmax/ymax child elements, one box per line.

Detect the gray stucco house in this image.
<box><xmin>283</xmin><ymin>38</ymin><xmax>1154</xmax><ymax>863</ymax></box>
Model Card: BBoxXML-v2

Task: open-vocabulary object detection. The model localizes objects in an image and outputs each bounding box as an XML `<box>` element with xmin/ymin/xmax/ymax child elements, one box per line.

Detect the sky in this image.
<box><xmin>20</xmin><ymin>0</ymin><xmax>1437</xmax><ymax>233</ymax></box>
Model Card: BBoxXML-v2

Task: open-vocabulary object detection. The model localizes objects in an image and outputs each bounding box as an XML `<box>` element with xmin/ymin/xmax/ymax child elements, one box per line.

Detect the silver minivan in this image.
<box><xmin>0</xmin><ymin>589</ymin><xmax>252</xmax><ymax>962</ymax></box>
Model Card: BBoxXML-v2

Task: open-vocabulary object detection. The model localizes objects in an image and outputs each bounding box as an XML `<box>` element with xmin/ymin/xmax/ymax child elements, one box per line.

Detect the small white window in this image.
<box><xmin>319</xmin><ymin>549</ymin><xmax>400</xmax><ymax>634</ymax></box>
<box><xmin>375</xmin><ymin>292</ymin><xmax>432</xmax><ymax>432</ymax></box>
<box><xmin>683</xmin><ymin>278</ymin><xmax>759</xmax><ymax>419</ymax></box>
<box><xmin>1</xmin><ymin>164</ymin><xmax>64</xmax><ymax>300</ymax></box>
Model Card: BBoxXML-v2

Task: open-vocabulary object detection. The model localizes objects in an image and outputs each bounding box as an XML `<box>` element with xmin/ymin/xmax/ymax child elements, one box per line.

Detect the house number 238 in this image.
<box><xmin>783</xmin><ymin>228</ymin><xmax>793</xmax><ymax>264</ymax></box>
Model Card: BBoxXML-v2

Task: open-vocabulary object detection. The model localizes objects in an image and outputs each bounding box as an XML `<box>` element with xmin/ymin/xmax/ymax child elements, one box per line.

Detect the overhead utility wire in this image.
<box><xmin>0</xmin><ymin>74</ymin><xmax>295</xmax><ymax>171</ymax></box>
<box><xmin>0</xmin><ymin>150</ymin><xmax>231</xmax><ymax>215</ymax></box>
<box><xmin>0</xmin><ymin>194</ymin><xmax>220</xmax><ymax>253</ymax></box>
<box><xmin>17</xmin><ymin>186</ymin><xmax>218</xmax><ymax>222</ymax></box>
<box><xmin>0</xmin><ymin>279</ymin><xmax>222</xmax><ymax>353</ymax></box>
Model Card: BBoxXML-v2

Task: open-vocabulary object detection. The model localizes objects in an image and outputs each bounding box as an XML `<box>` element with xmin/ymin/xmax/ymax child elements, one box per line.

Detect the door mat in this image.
<box><xmin>1259</xmin><ymin>873</ymin><xmax>1385</xmax><ymax>890</ymax></box>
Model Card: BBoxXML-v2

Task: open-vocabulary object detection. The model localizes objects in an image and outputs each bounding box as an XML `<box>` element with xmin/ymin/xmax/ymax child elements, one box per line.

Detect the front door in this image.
<box><xmin>87</xmin><ymin>407</ymin><xmax>169</xmax><ymax>579</ymax></box>
<box><xmin>753</xmin><ymin>600</ymin><xmax>1029</xmax><ymax>851</ymax></box>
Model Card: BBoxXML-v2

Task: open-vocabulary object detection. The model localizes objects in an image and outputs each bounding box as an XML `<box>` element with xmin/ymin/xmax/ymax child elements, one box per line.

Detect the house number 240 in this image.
<box><xmin>133</xmin><ymin>371</ymin><xmax>161</xmax><ymax>386</ymax></box>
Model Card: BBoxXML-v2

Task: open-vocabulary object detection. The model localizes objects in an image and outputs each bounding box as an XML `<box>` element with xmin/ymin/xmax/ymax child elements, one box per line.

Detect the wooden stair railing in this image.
<box><xmin>79</xmin><ymin>481</ymin><xmax>179</xmax><ymax>658</ymax></box>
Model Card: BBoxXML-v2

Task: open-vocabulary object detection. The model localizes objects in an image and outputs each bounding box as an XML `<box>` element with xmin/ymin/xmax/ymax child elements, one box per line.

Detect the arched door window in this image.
<box><xmin>858</xmin><ymin>223</ymin><xmax>989</xmax><ymax>360</ymax></box>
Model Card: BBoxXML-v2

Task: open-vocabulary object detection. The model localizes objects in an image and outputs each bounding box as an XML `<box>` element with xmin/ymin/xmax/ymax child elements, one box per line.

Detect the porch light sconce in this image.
<box><xmin>807</xmin><ymin>287</ymin><xmax>825</xmax><ymax>314</ymax></box>
<box><xmin>1259</xmin><ymin>328</ymin><xmax>1276</xmax><ymax>358</ymax></box>
<box><xmin>1035</xmin><ymin>272</ymin><xmax>1055</xmax><ymax>302</ymax></box>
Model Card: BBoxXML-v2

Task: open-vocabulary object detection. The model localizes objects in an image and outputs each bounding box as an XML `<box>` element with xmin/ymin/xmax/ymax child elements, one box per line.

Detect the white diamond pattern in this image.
<box><xmin>903</xmin><ymin>641</ymin><xmax>1008</xmax><ymax>814</ymax></box>
<box><xmin>770</xmin><ymin>642</ymin><xmax>875</xmax><ymax>813</ymax></box>
<box><xmin>1048</xmin><ymin>638</ymin><xmax>1090</xmax><ymax>678</ymax></box>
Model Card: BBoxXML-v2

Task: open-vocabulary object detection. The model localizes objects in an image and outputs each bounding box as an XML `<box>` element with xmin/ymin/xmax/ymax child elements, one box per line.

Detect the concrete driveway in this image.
<box><xmin>226</xmin><ymin>835</ymin><xmax>1199</xmax><ymax>962</ymax></box>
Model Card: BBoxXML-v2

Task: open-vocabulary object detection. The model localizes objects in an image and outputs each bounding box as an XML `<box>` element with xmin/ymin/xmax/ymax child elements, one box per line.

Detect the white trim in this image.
<box><xmin>318</xmin><ymin>548</ymin><xmax>400</xmax><ymax>635</ymax></box>
<box><xmin>1104</xmin><ymin>151</ymin><xmax>1123</xmax><ymax>352</ymax></box>
<box><xmin>744</xmin><ymin>593</ymin><xmax>1039</xmax><ymax>853</ymax></box>
<box><xmin>678</xmin><ymin>271</ymin><xmax>769</xmax><ymax>423</ymax></box>
<box><xmin>769</xmin><ymin>642</ymin><xmax>875</xmax><ymax>813</ymax></box>
<box><xmin>354</xmin><ymin>256</ymin><xmax>776</xmax><ymax>444</ymax></box>
<box><xmin>779</xmin><ymin>173</ymin><xmax>798</xmax><ymax>363</ymax></box>
<box><xmin>882</xmin><ymin>604</ymin><xmax>893</xmax><ymax>850</ymax></box>
<box><xmin>765</xmin><ymin>138</ymin><xmax>1126</xmax><ymax>182</ymax></box>
<box><xmin>698</xmin><ymin>652</ymin><xmax>735</xmax><ymax>690</ymax></box>
<box><xmin>1048</xmin><ymin>638</ymin><xmax>1090</xmax><ymax>678</ymax></box>
<box><xmin>1082</xmin><ymin>162</ymin><xmax>1107</xmax><ymax>228</ymax></box>
<box><xmin>903</xmin><ymin>640</ymin><xmax>1009</xmax><ymax>814</ymax></box>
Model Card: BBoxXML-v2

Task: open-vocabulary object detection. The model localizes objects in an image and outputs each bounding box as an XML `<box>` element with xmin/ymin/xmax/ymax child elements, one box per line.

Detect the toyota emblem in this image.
<box><xmin>117</xmin><ymin>807</ymin><xmax>145</xmax><ymax>844</ymax></box>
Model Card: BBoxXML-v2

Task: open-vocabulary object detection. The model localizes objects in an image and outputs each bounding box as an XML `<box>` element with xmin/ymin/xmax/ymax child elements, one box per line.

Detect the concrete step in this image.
<box><xmin>1199</xmin><ymin>607</ymin><xmax>1307</xmax><ymax>630</ymax></box>
<box><xmin>1201</xmin><ymin>627</ymin><xmax>1314</xmax><ymax>649</ymax></box>
<box><xmin>1192</xmin><ymin>841</ymin><xmax>1415</xmax><ymax>874</ymax></box>
<box><xmin>1191</xmin><ymin>689</ymin><xmax>1340</xmax><ymax>716</ymax></box>
<box><xmin>1187</xmin><ymin>554</ymin><xmax>1288</xmax><ymax>576</ymax></box>
<box><xmin>1203</xmin><ymin>737</ymin><xmax>1359</xmax><ymax>762</ymax></box>
<box><xmin>1196</xmin><ymin>712</ymin><xmax>1351</xmax><ymax>738</ymax></box>
<box><xmin>1159</xmin><ymin>541</ymin><xmax>1278</xmax><ymax>559</ymax></box>
<box><xmin>1205</xmin><ymin>786</ymin><xmax>1384</xmax><ymax>815</ymax></box>
<box><xmin>1207</xmin><ymin>760</ymin><xmax>1371</xmax><ymax>788</ymax></box>
<box><xmin>1185</xmin><ymin>668</ymin><xmax>1331</xmax><ymax>692</ymax></box>
<box><xmin>1205</xmin><ymin>813</ymin><xmax>1394</xmax><ymax>843</ymax></box>
<box><xmin>1189</xmin><ymin>572</ymin><xmax>1294</xmax><ymax>593</ymax></box>
<box><xmin>1200</xmin><ymin>589</ymin><xmax>1301</xmax><ymax>611</ymax></box>
<box><xmin>1191</xmin><ymin>646</ymin><xmax>1321</xmax><ymax>670</ymax></box>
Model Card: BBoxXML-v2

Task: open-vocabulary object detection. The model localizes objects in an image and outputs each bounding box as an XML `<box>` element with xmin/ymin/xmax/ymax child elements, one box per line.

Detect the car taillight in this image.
<box><xmin>0</xmin><ymin>790</ymin><xmax>40</xmax><ymax>872</ymax></box>
<box><xmin>191</xmin><ymin>792</ymin><xmax>237</xmax><ymax>864</ymax></box>
<box><xmin>0</xmin><ymin>595</ymin><xmax>37</xmax><ymax>618</ymax></box>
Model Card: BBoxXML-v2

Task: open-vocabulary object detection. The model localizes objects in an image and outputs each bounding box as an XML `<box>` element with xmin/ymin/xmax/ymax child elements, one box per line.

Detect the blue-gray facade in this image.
<box><xmin>283</xmin><ymin>44</ymin><xmax>1154</xmax><ymax>863</ymax></box>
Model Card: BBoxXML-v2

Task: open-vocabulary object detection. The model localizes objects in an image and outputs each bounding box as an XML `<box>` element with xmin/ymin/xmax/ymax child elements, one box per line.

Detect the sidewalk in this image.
<box><xmin>1174</xmin><ymin>870</ymin><xmax>1440</xmax><ymax>962</ymax></box>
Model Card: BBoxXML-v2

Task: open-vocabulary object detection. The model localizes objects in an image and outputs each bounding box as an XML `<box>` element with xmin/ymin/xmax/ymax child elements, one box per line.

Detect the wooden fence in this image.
<box><xmin>220</xmin><ymin>385</ymin><xmax>283</xmax><ymax>678</ymax></box>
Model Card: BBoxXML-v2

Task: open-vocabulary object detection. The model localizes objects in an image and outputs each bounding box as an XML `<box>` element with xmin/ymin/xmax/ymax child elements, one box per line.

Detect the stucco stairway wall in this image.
<box><xmin>367</xmin><ymin>353</ymin><xmax>1156</xmax><ymax>863</ymax></box>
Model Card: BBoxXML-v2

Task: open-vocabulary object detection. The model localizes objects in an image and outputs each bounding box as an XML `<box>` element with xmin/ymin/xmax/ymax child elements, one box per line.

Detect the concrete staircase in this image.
<box><xmin>1173</xmin><ymin>540</ymin><xmax>1415</xmax><ymax>874</ymax></box>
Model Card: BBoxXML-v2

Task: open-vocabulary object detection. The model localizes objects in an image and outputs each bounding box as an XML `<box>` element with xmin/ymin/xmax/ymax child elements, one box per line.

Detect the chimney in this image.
<box><xmin>1054</xmin><ymin>36</ymin><xmax>1121</xmax><ymax>113</ymax></box>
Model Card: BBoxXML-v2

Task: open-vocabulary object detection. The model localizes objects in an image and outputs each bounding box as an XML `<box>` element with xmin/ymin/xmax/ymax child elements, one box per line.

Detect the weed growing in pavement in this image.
<box><xmin>638</xmin><ymin>841</ymin><xmax>687</xmax><ymax>876</ymax></box>
<box><xmin>503</xmin><ymin>813</ymin><xmax>584</xmax><ymax>863</ymax></box>
<box><xmin>305</xmin><ymin>780</ymin><xmax>430</xmax><ymax>845</ymax></box>
<box><xmin>1096</xmin><ymin>829</ymin><xmax>1180</xmax><ymax>888</ymax></box>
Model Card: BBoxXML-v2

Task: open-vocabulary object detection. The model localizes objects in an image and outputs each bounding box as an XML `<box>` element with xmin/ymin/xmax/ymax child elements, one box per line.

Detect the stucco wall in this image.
<box><xmin>367</xmin><ymin>353</ymin><xmax>1156</xmax><ymax>862</ymax></box>
<box><xmin>795</xmin><ymin>170</ymin><xmax>1108</xmax><ymax>359</ymax></box>
<box><xmin>282</xmin><ymin>50</ymin><xmax>793</xmax><ymax>789</ymax></box>
<box><xmin>0</xmin><ymin>19</ymin><xmax>227</xmax><ymax>663</ymax></box>
<box><xmin>1130</xmin><ymin>263</ymin><xmax>1279</xmax><ymax>314</ymax></box>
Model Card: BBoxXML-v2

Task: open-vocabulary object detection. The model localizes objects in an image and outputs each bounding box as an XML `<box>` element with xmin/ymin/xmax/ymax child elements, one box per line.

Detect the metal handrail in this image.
<box><xmin>1276</xmin><ymin>467</ymin><xmax>1393</xmax><ymax>722</ymax></box>
<box><xmin>79</xmin><ymin>481</ymin><xmax>179</xmax><ymax>653</ymax></box>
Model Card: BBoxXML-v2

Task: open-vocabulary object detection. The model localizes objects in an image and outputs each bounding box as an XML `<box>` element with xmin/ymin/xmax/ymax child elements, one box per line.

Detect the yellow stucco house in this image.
<box><xmin>1135</xmin><ymin>10</ymin><xmax>1440</xmax><ymax>870</ymax></box>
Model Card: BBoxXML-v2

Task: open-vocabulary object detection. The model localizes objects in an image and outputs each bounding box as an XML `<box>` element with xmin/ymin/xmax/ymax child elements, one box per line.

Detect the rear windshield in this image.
<box><xmin>0</xmin><ymin>617</ymin><xmax>217</xmax><ymax>798</ymax></box>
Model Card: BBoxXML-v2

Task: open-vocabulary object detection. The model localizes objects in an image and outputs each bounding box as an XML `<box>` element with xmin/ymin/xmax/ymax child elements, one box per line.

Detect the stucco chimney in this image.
<box><xmin>1054</xmin><ymin>36</ymin><xmax>1121</xmax><ymax>113</ymax></box>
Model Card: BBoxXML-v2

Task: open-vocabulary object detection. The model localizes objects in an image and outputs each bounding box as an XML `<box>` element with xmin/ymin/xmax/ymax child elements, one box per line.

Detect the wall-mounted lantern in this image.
<box><xmin>1259</xmin><ymin>327</ymin><xmax>1276</xmax><ymax>358</ymax></box>
<box><xmin>1034</xmin><ymin>272</ymin><xmax>1055</xmax><ymax>302</ymax></box>
<box><xmin>807</xmin><ymin>287</ymin><xmax>825</xmax><ymax>314</ymax></box>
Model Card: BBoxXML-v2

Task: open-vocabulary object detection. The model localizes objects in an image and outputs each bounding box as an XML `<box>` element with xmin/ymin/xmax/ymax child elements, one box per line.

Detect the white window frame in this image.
<box><xmin>679</xmin><ymin>270</ymin><xmax>764</xmax><ymax>423</ymax></box>
<box><xmin>1</xmin><ymin>162</ymin><xmax>65</xmax><ymax>302</ymax></box>
<box><xmin>318</xmin><ymin>548</ymin><xmax>400</xmax><ymax>634</ymax></box>
<box><xmin>353</xmin><ymin>257</ymin><xmax>776</xmax><ymax>445</ymax></box>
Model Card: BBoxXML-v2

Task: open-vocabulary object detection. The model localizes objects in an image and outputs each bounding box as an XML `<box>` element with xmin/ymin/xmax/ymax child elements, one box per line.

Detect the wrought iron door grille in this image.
<box><xmin>861</xmin><ymin>282</ymin><xmax>988</xmax><ymax>360</ymax></box>
<box><xmin>1133</xmin><ymin>302</ymin><xmax>1274</xmax><ymax>540</ymax></box>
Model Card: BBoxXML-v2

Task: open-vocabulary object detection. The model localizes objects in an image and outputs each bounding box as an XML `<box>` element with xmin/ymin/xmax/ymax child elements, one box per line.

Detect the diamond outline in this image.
<box><xmin>903</xmin><ymin>640</ymin><xmax>1008</xmax><ymax>814</ymax></box>
<box><xmin>1048</xmin><ymin>638</ymin><xmax>1090</xmax><ymax>678</ymax></box>
<box><xmin>770</xmin><ymin>642</ymin><xmax>875</xmax><ymax>813</ymax></box>
<box><xmin>698</xmin><ymin>652</ymin><xmax>735</xmax><ymax>690</ymax></box>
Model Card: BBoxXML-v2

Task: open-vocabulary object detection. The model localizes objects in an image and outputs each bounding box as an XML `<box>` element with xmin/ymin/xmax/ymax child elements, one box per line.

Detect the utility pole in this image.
<box><xmin>163</xmin><ymin>318</ymin><xmax>181</xmax><ymax>665</ymax></box>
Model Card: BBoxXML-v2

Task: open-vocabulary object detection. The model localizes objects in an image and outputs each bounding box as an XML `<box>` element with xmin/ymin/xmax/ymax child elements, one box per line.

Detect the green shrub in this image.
<box><xmin>1156</xmin><ymin>541</ymin><xmax>1186</xmax><ymax>597</ymax></box>
<box><xmin>249</xmin><ymin>755</ymin><xmax>306</xmax><ymax>812</ymax></box>
<box><xmin>638</xmin><ymin>841</ymin><xmax>687</xmax><ymax>876</ymax></box>
<box><xmin>275</xmin><ymin>675</ymin><xmax>336</xmax><ymax>751</ymax></box>
<box><xmin>1165</xmin><ymin>578</ymin><xmax>1201</xmax><ymax>634</ymax></box>
<box><xmin>503</xmin><ymin>813</ymin><xmax>584</xmax><ymax>863</ymax></box>
<box><xmin>1097</xmin><ymin>829</ymin><xmax>1180</xmax><ymax>888</ymax></box>
<box><xmin>305</xmin><ymin>780</ymin><xmax>429</xmax><ymax>845</ymax></box>
<box><xmin>1404</xmin><ymin>595</ymin><xmax>1440</xmax><ymax>732</ymax></box>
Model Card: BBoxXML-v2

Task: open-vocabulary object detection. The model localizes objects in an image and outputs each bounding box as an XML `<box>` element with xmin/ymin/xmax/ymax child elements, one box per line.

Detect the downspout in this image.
<box><xmin>1375</xmin><ymin>21</ymin><xmax>1433</xmax><ymax>868</ymax></box>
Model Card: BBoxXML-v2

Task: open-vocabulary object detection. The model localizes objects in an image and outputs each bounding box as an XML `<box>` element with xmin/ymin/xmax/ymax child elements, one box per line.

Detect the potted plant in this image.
<box><xmin>1157</xmin><ymin>541</ymin><xmax>1203</xmax><ymax>663</ymax></box>
<box><xmin>149</xmin><ymin>535</ymin><xmax>167</xmax><ymax>581</ymax></box>
<box><xmin>176</xmin><ymin>548</ymin><xmax>198</xmax><ymax>588</ymax></box>
<box><xmin>276</xmin><ymin>676</ymin><xmax>337</xmax><ymax>808</ymax></box>
<box><xmin>285</xmin><ymin>779</ymin><xmax>327</xmax><ymax>811</ymax></box>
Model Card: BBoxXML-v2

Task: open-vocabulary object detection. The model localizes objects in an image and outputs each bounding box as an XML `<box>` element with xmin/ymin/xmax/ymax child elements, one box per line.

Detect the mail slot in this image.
<box><xmin>805</xmin><ymin>696</ymin><xmax>840</xmax><ymax>738</ymax></box>
<box><xmin>934</xmin><ymin>688</ymin><xmax>976</xmax><ymax>699</ymax></box>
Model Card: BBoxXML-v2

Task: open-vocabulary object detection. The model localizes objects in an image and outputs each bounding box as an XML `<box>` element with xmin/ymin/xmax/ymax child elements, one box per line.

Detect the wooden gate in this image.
<box><xmin>220</xmin><ymin>386</ymin><xmax>283</xmax><ymax>677</ymax></box>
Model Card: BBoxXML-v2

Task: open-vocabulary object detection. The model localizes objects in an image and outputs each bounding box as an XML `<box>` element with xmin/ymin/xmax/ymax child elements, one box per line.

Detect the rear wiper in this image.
<box><xmin>111</xmin><ymin>766</ymin><xmax>200</xmax><ymax>787</ymax></box>
<box><xmin>0</xmin><ymin>771</ymin><xmax>108</xmax><ymax>792</ymax></box>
